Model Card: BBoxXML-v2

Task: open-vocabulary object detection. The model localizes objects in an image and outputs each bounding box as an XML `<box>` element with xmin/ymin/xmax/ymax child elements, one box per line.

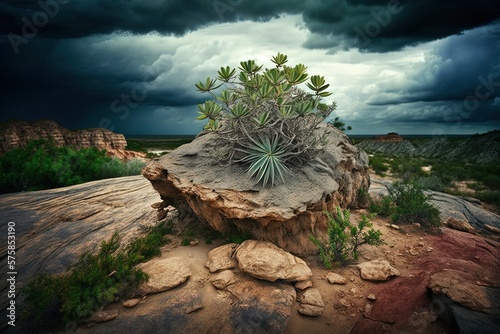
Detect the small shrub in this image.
<box><xmin>476</xmin><ymin>191</ymin><xmax>500</xmax><ymax>211</ymax></box>
<box><xmin>357</xmin><ymin>188</ymin><xmax>370</xmax><ymax>208</ymax></box>
<box><xmin>181</xmin><ymin>237</ymin><xmax>193</xmax><ymax>246</ymax></box>
<box><xmin>368</xmin><ymin>196</ymin><xmax>395</xmax><ymax>217</ymax></box>
<box><xmin>125</xmin><ymin>140</ymin><xmax>147</xmax><ymax>153</ymax></box>
<box><xmin>126</xmin><ymin>220</ymin><xmax>174</xmax><ymax>263</ymax></box>
<box><xmin>414</xmin><ymin>175</ymin><xmax>445</xmax><ymax>192</ymax></box>
<box><xmin>387</xmin><ymin>182</ymin><xmax>441</xmax><ymax>228</ymax></box>
<box><xmin>225</xmin><ymin>230</ymin><xmax>252</xmax><ymax>244</ymax></box>
<box><xmin>310</xmin><ymin>207</ymin><xmax>383</xmax><ymax>269</ymax></box>
<box><xmin>369</xmin><ymin>155</ymin><xmax>389</xmax><ymax>176</ymax></box>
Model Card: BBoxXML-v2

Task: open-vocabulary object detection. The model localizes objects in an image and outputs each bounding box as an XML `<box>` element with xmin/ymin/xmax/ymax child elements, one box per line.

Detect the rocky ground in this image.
<box><xmin>1</xmin><ymin>175</ymin><xmax>499</xmax><ymax>334</ymax></box>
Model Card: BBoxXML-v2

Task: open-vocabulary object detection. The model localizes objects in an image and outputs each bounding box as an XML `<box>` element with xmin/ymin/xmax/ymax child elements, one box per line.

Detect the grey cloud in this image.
<box><xmin>2</xmin><ymin>0</ymin><xmax>499</xmax><ymax>53</ymax></box>
<box><xmin>366</xmin><ymin>23</ymin><xmax>500</xmax><ymax>114</ymax></box>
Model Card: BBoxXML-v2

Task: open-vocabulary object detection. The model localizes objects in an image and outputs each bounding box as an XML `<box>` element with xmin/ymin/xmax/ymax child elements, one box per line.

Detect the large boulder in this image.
<box><xmin>142</xmin><ymin>125</ymin><xmax>370</xmax><ymax>255</ymax></box>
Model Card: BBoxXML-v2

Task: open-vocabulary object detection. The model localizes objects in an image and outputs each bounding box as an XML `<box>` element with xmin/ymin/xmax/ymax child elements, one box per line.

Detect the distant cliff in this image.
<box><xmin>373</xmin><ymin>132</ymin><xmax>404</xmax><ymax>142</ymax></box>
<box><xmin>357</xmin><ymin>131</ymin><xmax>500</xmax><ymax>164</ymax></box>
<box><xmin>0</xmin><ymin>119</ymin><xmax>128</xmax><ymax>155</ymax></box>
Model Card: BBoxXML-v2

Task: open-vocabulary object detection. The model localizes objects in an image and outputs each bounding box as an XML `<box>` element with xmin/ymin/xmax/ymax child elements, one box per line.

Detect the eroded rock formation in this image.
<box><xmin>0</xmin><ymin>119</ymin><xmax>127</xmax><ymax>154</ymax></box>
<box><xmin>357</xmin><ymin>130</ymin><xmax>500</xmax><ymax>164</ymax></box>
<box><xmin>143</xmin><ymin>125</ymin><xmax>370</xmax><ymax>255</ymax></box>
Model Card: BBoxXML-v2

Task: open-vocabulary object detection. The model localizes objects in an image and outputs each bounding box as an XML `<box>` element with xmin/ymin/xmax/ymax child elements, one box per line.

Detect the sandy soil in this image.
<box><xmin>78</xmin><ymin>212</ymin><xmax>452</xmax><ymax>334</ymax></box>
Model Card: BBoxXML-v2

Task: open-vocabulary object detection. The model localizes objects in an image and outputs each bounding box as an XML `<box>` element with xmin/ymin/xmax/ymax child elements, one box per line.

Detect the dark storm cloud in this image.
<box><xmin>0</xmin><ymin>32</ymin><xmax>204</xmax><ymax>132</ymax></box>
<box><xmin>1</xmin><ymin>0</ymin><xmax>499</xmax><ymax>135</ymax></box>
<box><xmin>303</xmin><ymin>0</ymin><xmax>500</xmax><ymax>52</ymax></box>
<box><xmin>2</xmin><ymin>0</ymin><xmax>499</xmax><ymax>53</ymax></box>
<box><xmin>0</xmin><ymin>0</ymin><xmax>301</xmax><ymax>40</ymax></box>
<box><xmin>362</xmin><ymin>23</ymin><xmax>500</xmax><ymax>126</ymax></box>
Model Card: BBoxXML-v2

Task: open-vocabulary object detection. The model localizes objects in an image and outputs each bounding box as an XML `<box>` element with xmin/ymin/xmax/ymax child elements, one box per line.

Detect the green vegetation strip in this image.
<box><xmin>0</xmin><ymin>139</ymin><xmax>146</xmax><ymax>194</ymax></box>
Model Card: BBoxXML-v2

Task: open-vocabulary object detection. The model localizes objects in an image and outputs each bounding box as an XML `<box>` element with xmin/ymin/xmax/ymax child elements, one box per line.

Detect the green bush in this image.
<box><xmin>194</xmin><ymin>52</ymin><xmax>339</xmax><ymax>186</ymax></box>
<box><xmin>369</xmin><ymin>155</ymin><xmax>389</xmax><ymax>176</ymax></box>
<box><xmin>357</xmin><ymin>188</ymin><xmax>370</xmax><ymax>208</ymax></box>
<box><xmin>310</xmin><ymin>207</ymin><xmax>383</xmax><ymax>268</ymax></box>
<box><xmin>368</xmin><ymin>196</ymin><xmax>395</xmax><ymax>217</ymax></box>
<box><xmin>414</xmin><ymin>175</ymin><xmax>446</xmax><ymax>192</ymax></box>
<box><xmin>476</xmin><ymin>191</ymin><xmax>500</xmax><ymax>211</ymax></box>
<box><xmin>0</xmin><ymin>139</ymin><xmax>146</xmax><ymax>194</ymax></box>
<box><xmin>23</xmin><ymin>220</ymin><xmax>174</xmax><ymax>324</ymax></box>
<box><xmin>100</xmin><ymin>158</ymin><xmax>146</xmax><ymax>179</ymax></box>
<box><xmin>387</xmin><ymin>182</ymin><xmax>441</xmax><ymax>228</ymax></box>
<box><xmin>125</xmin><ymin>140</ymin><xmax>148</xmax><ymax>153</ymax></box>
<box><xmin>328</xmin><ymin>116</ymin><xmax>352</xmax><ymax>132</ymax></box>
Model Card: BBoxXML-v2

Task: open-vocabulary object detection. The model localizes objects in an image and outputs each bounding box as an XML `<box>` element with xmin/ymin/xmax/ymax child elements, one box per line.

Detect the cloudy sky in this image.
<box><xmin>1</xmin><ymin>0</ymin><xmax>499</xmax><ymax>135</ymax></box>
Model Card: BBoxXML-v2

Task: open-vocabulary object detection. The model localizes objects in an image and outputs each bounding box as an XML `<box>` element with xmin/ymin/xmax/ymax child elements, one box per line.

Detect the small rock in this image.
<box><xmin>357</xmin><ymin>259</ymin><xmax>400</xmax><ymax>281</ymax></box>
<box><xmin>418</xmin><ymin>241</ymin><xmax>425</xmax><ymax>247</ymax></box>
<box><xmin>189</xmin><ymin>239</ymin><xmax>200</xmax><ymax>246</ymax></box>
<box><xmin>363</xmin><ymin>303</ymin><xmax>373</xmax><ymax>316</ymax></box>
<box><xmin>444</xmin><ymin>217</ymin><xmax>476</xmax><ymax>234</ymax></box>
<box><xmin>297</xmin><ymin>288</ymin><xmax>325</xmax><ymax>316</ymax></box>
<box><xmin>295</xmin><ymin>280</ymin><xmax>313</xmax><ymax>290</ymax></box>
<box><xmin>350</xmin><ymin>287</ymin><xmax>358</xmax><ymax>294</ymax></box>
<box><xmin>413</xmin><ymin>223</ymin><xmax>421</xmax><ymax>228</ymax></box>
<box><xmin>409</xmin><ymin>248</ymin><xmax>420</xmax><ymax>256</ymax></box>
<box><xmin>151</xmin><ymin>202</ymin><xmax>164</xmax><ymax>209</ymax></box>
<box><xmin>210</xmin><ymin>270</ymin><xmax>237</xmax><ymax>290</ymax></box>
<box><xmin>390</xmin><ymin>224</ymin><xmax>400</xmax><ymax>230</ymax></box>
<box><xmin>484</xmin><ymin>224</ymin><xmax>500</xmax><ymax>234</ymax></box>
<box><xmin>157</xmin><ymin>209</ymin><xmax>167</xmax><ymax>221</ymax></box>
<box><xmin>326</xmin><ymin>272</ymin><xmax>347</xmax><ymax>285</ymax></box>
<box><xmin>426</xmin><ymin>247</ymin><xmax>433</xmax><ymax>252</ymax></box>
<box><xmin>338</xmin><ymin>298</ymin><xmax>351</xmax><ymax>308</ymax></box>
<box><xmin>89</xmin><ymin>310</ymin><xmax>118</xmax><ymax>323</ymax></box>
<box><xmin>122</xmin><ymin>298</ymin><xmax>141</xmax><ymax>308</ymax></box>
<box><xmin>205</xmin><ymin>243</ymin><xmax>238</xmax><ymax>273</ymax></box>
<box><xmin>367</xmin><ymin>294</ymin><xmax>376</xmax><ymax>301</ymax></box>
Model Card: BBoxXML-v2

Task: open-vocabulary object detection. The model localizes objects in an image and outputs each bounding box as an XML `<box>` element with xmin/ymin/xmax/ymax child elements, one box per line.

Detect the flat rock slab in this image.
<box><xmin>0</xmin><ymin>176</ymin><xmax>158</xmax><ymax>281</ymax></box>
<box><xmin>136</xmin><ymin>257</ymin><xmax>191</xmax><ymax>295</ymax></box>
<box><xmin>235</xmin><ymin>240</ymin><xmax>313</xmax><ymax>282</ymax></box>
<box><xmin>0</xmin><ymin>176</ymin><xmax>160</xmax><ymax>333</ymax></box>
